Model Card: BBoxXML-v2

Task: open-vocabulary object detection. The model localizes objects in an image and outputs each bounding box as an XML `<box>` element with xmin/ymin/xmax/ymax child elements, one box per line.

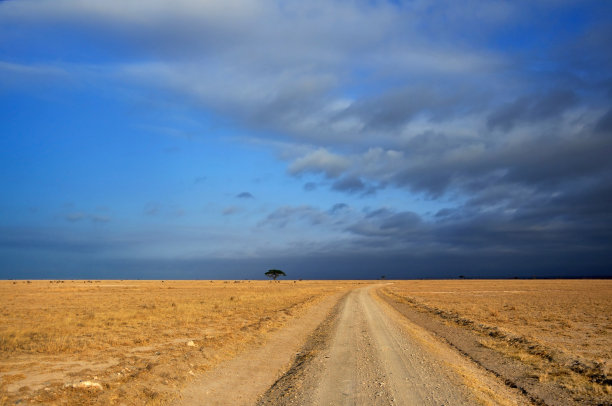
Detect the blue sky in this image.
<box><xmin>1</xmin><ymin>0</ymin><xmax>611</xmax><ymax>279</ymax></box>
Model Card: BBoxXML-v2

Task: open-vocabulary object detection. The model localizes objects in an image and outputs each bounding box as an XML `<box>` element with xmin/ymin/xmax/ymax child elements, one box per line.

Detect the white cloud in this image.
<box><xmin>289</xmin><ymin>148</ymin><xmax>350</xmax><ymax>178</ymax></box>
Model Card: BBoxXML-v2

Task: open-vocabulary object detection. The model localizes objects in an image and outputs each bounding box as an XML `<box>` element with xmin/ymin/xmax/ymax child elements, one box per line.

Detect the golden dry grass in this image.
<box><xmin>0</xmin><ymin>280</ymin><xmax>364</xmax><ymax>405</ymax></box>
<box><xmin>383</xmin><ymin>279</ymin><xmax>612</xmax><ymax>402</ymax></box>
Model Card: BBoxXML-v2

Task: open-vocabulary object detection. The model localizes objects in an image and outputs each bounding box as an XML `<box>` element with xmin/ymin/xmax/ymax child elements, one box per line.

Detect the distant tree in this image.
<box><xmin>380</xmin><ymin>275</ymin><xmax>386</xmax><ymax>280</ymax></box>
<box><xmin>458</xmin><ymin>275</ymin><xmax>466</xmax><ymax>279</ymax></box>
<box><xmin>265</xmin><ymin>269</ymin><xmax>286</xmax><ymax>280</ymax></box>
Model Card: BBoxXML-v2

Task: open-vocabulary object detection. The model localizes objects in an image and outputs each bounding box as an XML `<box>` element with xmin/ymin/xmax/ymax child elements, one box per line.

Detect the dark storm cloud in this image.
<box><xmin>331</xmin><ymin>176</ymin><xmax>380</xmax><ymax>196</ymax></box>
<box><xmin>0</xmin><ymin>227</ymin><xmax>120</xmax><ymax>253</ymax></box>
<box><xmin>347</xmin><ymin>209</ymin><xmax>423</xmax><ymax>243</ymax></box>
<box><xmin>595</xmin><ymin>109</ymin><xmax>612</xmax><ymax>134</ymax></box>
<box><xmin>332</xmin><ymin>177</ymin><xmax>366</xmax><ymax>194</ymax></box>
<box><xmin>380</xmin><ymin>212</ymin><xmax>421</xmax><ymax>231</ymax></box>
<box><xmin>340</xmin><ymin>192</ymin><xmax>612</xmax><ymax>270</ymax></box>
<box><xmin>259</xmin><ymin>205</ymin><xmax>328</xmax><ymax>228</ymax></box>
<box><xmin>377</xmin><ymin>110</ymin><xmax>612</xmax><ymax>202</ymax></box>
<box><xmin>500</xmin><ymin>133</ymin><xmax>611</xmax><ymax>188</ymax></box>
<box><xmin>341</xmin><ymin>86</ymin><xmax>461</xmax><ymax>132</ymax></box>
<box><xmin>329</xmin><ymin>203</ymin><xmax>349</xmax><ymax>215</ymax></box>
<box><xmin>487</xmin><ymin>89</ymin><xmax>578</xmax><ymax>131</ymax></box>
<box><xmin>236</xmin><ymin>192</ymin><xmax>254</xmax><ymax>199</ymax></box>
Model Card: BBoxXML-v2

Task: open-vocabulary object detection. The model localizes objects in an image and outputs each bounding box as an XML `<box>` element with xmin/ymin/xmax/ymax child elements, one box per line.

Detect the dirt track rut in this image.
<box><xmin>259</xmin><ymin>287</ymin><xmax>477</xmax><ymax>405</ymax></box>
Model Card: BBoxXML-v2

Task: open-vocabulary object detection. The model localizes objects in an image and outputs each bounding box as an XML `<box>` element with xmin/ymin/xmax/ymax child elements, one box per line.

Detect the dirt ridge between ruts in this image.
<box><xmin>256</xmin><ymin>292</ymin><xmax>349</xmax><ymax>405</ymax></box>
<box><xmin>378</xmin><ymin>287</ymin><xmax>606</xmax><ymax>406</ymax></box>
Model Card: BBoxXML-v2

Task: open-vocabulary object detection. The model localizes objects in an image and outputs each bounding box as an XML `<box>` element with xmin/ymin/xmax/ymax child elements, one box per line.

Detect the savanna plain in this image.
<box><xmin>0</xmin><ymin>279</ymin><xmax>610</xmax><ymax>405</ymax></box>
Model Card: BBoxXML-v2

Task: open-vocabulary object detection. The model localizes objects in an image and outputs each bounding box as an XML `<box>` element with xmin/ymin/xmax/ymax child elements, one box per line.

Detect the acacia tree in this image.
<box><xmin>265</xmin><ymin>269</ymin><xmax>286</xmax><ymax>280</ymax></box>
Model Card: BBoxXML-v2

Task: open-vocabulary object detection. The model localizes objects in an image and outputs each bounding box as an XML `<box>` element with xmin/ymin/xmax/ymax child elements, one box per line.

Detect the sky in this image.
<box><xmin>1</xmin><ymin>0</ymin><xmax>611</xmax><ymax>280</ymax></box>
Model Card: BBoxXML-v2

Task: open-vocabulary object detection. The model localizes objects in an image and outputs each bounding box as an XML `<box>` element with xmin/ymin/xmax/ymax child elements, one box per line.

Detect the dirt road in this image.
<box><xmin>180</xmin><ymin>285</ymin><xmax>527</xmax><ymax>405</ymax></box>
<box><xmin>259</xmin><ymin>287</ymin><xmax>481</xmax><ymax>405</ymax></box>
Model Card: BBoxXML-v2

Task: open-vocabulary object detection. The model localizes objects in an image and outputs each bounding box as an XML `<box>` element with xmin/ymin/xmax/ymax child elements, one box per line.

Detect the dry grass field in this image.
<box><xmin>0</xmin><ymin>280</ymin><xmax>363</xmax><ymax>405</ymax></box>
<box><xmin>2</xmin><ymin>279</ymin><xmax>609</xmax><ymax>405</ymax></box>
<box><xmin>382</xmin><ymin>279</ymin><xmax>612</xmax><ymax>403</ymax></box>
